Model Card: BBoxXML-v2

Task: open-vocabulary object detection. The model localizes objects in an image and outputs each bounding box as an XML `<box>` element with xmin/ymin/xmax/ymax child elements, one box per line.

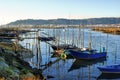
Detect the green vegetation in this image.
<box><xmin>0</xmin><ymin>28</ymin><xmax>45</xmax><ymax>80</ymax></box>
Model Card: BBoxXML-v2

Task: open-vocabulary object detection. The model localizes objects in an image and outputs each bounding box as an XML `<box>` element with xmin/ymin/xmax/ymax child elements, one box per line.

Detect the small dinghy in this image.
<box><xmin>97</xmin><ymin>64</ymin><xmax>120</xmax><ymax>74</ymax></box>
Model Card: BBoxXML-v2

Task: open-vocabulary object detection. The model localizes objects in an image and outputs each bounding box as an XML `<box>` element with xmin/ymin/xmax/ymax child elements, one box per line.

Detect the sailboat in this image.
<box><xmin>66</xmin><ymin>48</ymin><xmax>107</xmax><ymax>60</ymax></box>
<box><xmin>64</xmin><ymin>27</ymin><xmax>107</xmax><ymax>60</ymax></box>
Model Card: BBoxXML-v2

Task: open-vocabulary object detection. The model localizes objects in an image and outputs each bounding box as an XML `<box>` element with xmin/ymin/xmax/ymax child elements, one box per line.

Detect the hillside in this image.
<box><xmin>7</xmin><ymin>17</ymin><xmax>120</xmax><ymax>26</ymax></box>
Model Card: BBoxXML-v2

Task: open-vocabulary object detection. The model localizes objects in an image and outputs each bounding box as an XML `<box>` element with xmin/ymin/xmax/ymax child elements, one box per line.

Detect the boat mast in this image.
<box><xmin>114</xmin><ymin>31</ymin><xmax>117</xmax><ymax>64</ymax></box>
<box><xmin>99</xmin><ymin>32</ymin><xmax>102</xmax><ymax>52</ymax></box>
<box><xmin>106</xmin><ymin>33</ymin><xmax>108</xmax><ymax>52</ymax></box>
<box><xmin>72</xmin><ymin>26</ymin><xmax>74</xmax><ymax>46</ymax></box>
<box><xmin>89</xmin><ymin>30</ymin><xmax>92</xmax><ymax>50</ymax></box>
<box><xmin>78</xmin><ymin>25</ymin><xmax>80</xmax><ymax>47</ymax></box>
<box><xmin>82</xmin><ymin>25</ymin><xmax>85</xmax><ymax>48</ymax></box>
<box><xmin>88</xmin><ymin>20</ymin><xmax>92</xmax><ymax>50</ymax></box>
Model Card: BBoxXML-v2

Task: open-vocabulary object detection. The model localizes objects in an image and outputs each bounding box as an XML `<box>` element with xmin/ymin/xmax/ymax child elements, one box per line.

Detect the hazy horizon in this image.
<box><xmin>0</xmin><ymin>0</ymin><xmax>120</xmax><ymax>25</ymax></box>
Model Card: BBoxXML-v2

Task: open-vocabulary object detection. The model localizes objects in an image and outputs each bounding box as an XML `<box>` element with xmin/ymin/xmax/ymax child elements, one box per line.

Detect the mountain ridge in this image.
<box><xmin>7</xmin><ymin>17</ymin><xmax>120</xmax><ymax>25</ymax></box>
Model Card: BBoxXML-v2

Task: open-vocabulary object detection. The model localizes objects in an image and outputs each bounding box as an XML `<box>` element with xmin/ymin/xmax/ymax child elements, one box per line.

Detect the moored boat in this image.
<box><xmin>65</xmin><ymin>47</ymin><xmax>107</xmax><ymax>60</ymax></box>
<box><xmin>97</xmin><ymin>64</ymin><xmax>120</xmax><ymax>74</ymax></box>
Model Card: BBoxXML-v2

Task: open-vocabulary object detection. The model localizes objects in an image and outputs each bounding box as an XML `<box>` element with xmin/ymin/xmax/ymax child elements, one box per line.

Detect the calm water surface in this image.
<box><xmin>19</xmin><ymin>28</ymin><xmax>120</xmax><ymax>80</ymax></box>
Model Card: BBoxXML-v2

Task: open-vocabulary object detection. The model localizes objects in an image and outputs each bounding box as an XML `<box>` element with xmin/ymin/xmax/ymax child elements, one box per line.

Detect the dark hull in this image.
<box><xmin>68</xmin><ymin>49</ymin><xmax>107</xmax><ymax>60</ymax></box>
<box><xmin>38</xmin><ymin>37</ymin><xmax>55</xmax><ymax>41</ymax></box>
<box><xmin>98</xmin><ymin>64</ymin><xmax>120</xmax><ymax>74</ymax></box>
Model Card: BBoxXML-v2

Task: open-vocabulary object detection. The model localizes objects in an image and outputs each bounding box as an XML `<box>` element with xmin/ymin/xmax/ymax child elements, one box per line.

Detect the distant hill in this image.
<box><xmin>7</xmin><ymin>17</ymin><xmax>120</xmax><ymax>26</ymax></box>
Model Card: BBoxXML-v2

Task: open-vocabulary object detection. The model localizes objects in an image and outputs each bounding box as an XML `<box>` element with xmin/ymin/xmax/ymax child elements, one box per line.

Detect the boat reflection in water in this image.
<box><xmin>68</xmin><ymin>57</ymin><xmax>106</xmax><ymax>72</ymax></box>
<box><xmin>97</xmin><ymin>73</ymin><xmax>120</xmax><ymax>80</ymax></box>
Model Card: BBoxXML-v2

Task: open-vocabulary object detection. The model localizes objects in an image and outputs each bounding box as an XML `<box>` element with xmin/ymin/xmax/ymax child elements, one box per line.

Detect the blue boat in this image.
<box><xmin>97</xmin><ymin>64</ymin><xmax>120</xmax><ymax>74</ymax></box>
<box><xmin>65</xmin><ymin>47</ymin><xmax>107</xmax><ymax>60</ymax></box>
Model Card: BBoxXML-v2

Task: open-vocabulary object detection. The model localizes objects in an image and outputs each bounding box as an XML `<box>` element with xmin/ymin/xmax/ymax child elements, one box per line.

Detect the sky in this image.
<box><xmin>0</xmin><ymin>0</ymin><xmax>120</xmax><ymax>25</ymax></box>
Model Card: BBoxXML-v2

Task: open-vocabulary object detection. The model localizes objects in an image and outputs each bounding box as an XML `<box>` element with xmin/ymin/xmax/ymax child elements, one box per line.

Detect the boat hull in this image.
<box><xmin>68</xmin><ymin>50</ymin><xmax>107</xmax><ymax>60</ymax></box>
<box><xmin>98</xmin><ymin>65</ymin><xmax>120</xmax><ymax>74</ymax></box>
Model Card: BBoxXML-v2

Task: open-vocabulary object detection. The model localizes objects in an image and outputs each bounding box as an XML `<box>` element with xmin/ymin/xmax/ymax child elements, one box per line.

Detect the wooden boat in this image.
<box><xmin>97</xmin><ymin>64</ymin><xmax>120</xmax><ymax>74</ymax></box>
<box><xmin>66</xmin><ymin>47</ymin><xmax>107</xmax><ymax>60</ymax></box>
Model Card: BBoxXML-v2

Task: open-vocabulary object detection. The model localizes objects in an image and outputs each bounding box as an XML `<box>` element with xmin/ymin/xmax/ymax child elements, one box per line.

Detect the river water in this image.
<box><xmin>19</xmin><ymin>28</ymin><xmax>120</xmax><ymax>80</ymax></box>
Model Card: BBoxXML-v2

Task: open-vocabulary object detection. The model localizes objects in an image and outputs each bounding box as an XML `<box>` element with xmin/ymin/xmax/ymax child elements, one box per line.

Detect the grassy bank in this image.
<box><xmin>0</xmin><ymin>28</ymin><xmax>45</xmax><ymax>80</ymax></box>
<box><xmin>93</xmin><ymin>27</ymin><xmax>120</xmax><ymax>35</ymax></box>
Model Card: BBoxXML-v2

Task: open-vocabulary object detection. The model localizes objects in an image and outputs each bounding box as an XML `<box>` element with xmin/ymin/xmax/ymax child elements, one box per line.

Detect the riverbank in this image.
<box><xmin>0</xmin><ymin>28</ymin><xmax>45</xmax><ymax>80</ymax></box>
<box><xmin>93</xmin><ymin>27</ymin><xmax>120</xmax><ymax>35</ymax></box>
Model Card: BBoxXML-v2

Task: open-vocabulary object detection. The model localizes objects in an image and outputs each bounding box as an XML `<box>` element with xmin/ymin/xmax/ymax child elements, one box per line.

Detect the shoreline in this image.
<box><xmin>93</xmin><ymin>27</ymin><xmax>120</xmax><ymax>35</ymax></box>
<box><xmin>0</xmin><ymin>28</ymin><xmax>45</xmax><ymax>80</ymax></box>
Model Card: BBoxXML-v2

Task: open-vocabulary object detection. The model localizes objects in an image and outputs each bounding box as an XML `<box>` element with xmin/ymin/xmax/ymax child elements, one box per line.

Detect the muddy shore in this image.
<box><xmin>0</xmin><ymin>28</ymin><xmax>45</xmax><ymax>80</ymax></box>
